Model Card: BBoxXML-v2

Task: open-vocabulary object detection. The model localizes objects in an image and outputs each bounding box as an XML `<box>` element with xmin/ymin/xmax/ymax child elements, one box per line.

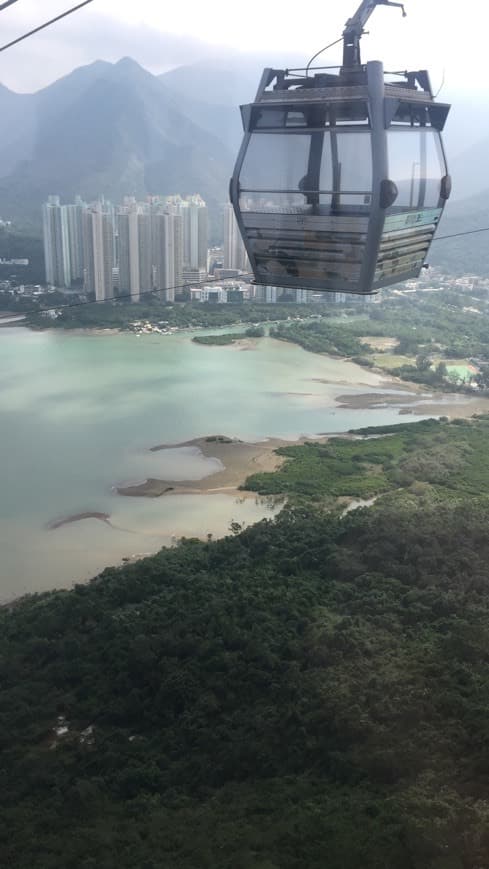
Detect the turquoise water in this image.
<box><xmin>0</xmin><ymin>326</ymin><xmax>426</xmax><ymax>600</ymax></box>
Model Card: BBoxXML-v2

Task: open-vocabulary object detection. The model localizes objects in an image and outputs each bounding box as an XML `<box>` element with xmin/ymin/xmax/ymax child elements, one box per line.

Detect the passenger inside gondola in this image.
<box><xmin>232</xmin><ymin>66</ymin><xmax>449</xmax><ymax>291</ymax></box>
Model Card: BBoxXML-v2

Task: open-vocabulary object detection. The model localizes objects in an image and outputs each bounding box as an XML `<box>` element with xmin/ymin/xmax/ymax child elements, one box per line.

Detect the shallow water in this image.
<box><xmin>0</xmin><ymin>327</ymin><xmax>429</xmax><ymax>600</ymax></box>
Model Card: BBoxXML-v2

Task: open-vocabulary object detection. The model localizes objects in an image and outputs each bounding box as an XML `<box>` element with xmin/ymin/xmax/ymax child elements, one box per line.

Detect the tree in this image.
<box><xmin>416</xmin><ymin>353</ymin><xmax>432</xmax><ymax>372</ymax></box>
<box><xmin>435</xmin><ymin>361</ymin><xmax>448</xmax><ymax>380</ymax></box>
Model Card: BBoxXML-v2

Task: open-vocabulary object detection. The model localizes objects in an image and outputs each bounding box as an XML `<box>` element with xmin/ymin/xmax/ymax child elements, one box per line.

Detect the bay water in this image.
<box><xmin>0</xmin><ymin>326</ymin><xmax>426</xmax><ymax>600</ymax></box>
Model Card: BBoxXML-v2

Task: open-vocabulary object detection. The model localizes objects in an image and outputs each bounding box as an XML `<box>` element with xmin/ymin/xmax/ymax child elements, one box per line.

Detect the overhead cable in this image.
<box><xmin>5</xmin><ymin>221</ymin><xmax>489</xmax><ymax>318</ymax></box>
<box><xmin>0</xmin><ymin>0</ymin><xmax>22</xmax><ymax>10</ymax></box>
<box><xmin>433</xmin><ymin>226</ymin><xmax>489</xmax><ymax>243</ymax></box>
<box><xmin>0</xmin><ymin>0</ymin><xmax>94</xmax><ymax>53</ymax></box>
<box><xmin>2</xmin><ymin>226</ymin><xmax>489</xmax><ymax>320</ymax></box>
<box><xmin>1</xmin><ymin>273</ymin><xmax>254</xmax><ymax>318</ymax></box>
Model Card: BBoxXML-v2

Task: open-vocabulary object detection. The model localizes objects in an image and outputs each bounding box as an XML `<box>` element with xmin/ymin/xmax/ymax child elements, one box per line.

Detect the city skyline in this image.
<box><xmin>41</xmin><ymin>194</ymin><xmax>319</xmax><ymax>306</ymax></box>
<box><xmin>42</xmin><ymin>193</ymin><xmax>215</xmax><ymax>302</ymax></box>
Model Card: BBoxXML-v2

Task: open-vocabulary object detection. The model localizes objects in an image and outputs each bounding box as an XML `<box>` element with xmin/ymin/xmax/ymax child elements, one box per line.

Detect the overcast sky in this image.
<box><xmin>0</xmin><ymin>0</ymin><xmax>484</xmax><ymax>95</ymax></box>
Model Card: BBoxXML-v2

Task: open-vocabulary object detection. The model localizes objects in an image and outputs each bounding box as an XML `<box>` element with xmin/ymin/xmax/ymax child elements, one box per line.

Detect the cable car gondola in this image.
<box><xmin>230</xmin><ymin>0</ymin><xmax>451</xmax><ymax>294</ymax></box>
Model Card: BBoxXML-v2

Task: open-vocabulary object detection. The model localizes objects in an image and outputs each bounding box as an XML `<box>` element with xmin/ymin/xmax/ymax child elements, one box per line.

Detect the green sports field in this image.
<box><xmin>446</xmin><ymin>363</ymin><xmax>479</xmax><ymax>381</ymax></box>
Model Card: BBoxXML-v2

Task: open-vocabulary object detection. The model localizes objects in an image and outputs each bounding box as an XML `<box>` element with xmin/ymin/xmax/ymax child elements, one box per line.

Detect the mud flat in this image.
<box><xmin>48</xmin><ymin>512</ymin><xmax>112</xmax><ymax>530</ymax></box>
<box><xmin>335</xmin><ymin>392</ymin><xmax>427</xmax><ymax>410</ymax></box>
<box><xmin>399</xmin><ymin>397</ymin><xmax>489</xmax><ymax>417</ymax></box>
<box><xmin>117</xmin><ymin>436</ymin><xmax>292</xmax><ymax>499</ymax></box>
<box><xmin>336</xmin><ymin>391</ymin><xmax>489</xmax><ymax>418</ymax></box>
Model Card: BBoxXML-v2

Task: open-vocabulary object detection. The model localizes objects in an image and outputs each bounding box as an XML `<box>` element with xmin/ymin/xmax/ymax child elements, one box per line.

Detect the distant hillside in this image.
<box><xmin>3</xmin><ymin>54</ymin><xmax>489</xmax><ymax>267</ymax></box>
<box><xmin>430</xmin><ymin>191</ymin><xmax>489</xmax><ymax>275</ymax></box>
<box><xmin>0</xmin><ymin>84</ymin><xmax>36</xmax><ymax>177</ymax></box>
<box><xmin>0</xmin><ymin>52</ymin><xmax>309</xmax><ymax>230</ymax></box>
<box><xmin>159</xmin><ymin>59</ymin><xmax>258</xmax><ymax>107</ymax></box>
<box><xmin>0</xmin><ymin>58</ymin><xmax>234</xmax><ymax>228</ymax></box>
<box><xmin>446</xmin><ymin>134</ymin><xmax>489</xmax><ymax>202</ymax></box>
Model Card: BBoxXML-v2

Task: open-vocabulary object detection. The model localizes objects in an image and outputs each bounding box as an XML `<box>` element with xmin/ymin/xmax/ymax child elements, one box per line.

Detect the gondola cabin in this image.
<box><xmin>230</xmin><ymin>8</ymin><xmax>451</xmax><ymax>294</ymax></box>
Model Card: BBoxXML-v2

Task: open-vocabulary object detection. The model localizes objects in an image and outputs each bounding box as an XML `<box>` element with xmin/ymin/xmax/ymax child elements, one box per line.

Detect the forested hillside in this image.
<box><xmin>2</xmin><ymin>419</ymin><xmax>489</xmax><ymax>867</ymax></box>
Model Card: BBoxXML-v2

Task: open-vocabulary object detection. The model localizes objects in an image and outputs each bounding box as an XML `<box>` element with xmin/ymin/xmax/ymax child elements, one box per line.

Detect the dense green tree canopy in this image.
<box><xmin>2</xmin><ymin>418</ymin><xmax>489</xmax><ymax>867</ymax></box>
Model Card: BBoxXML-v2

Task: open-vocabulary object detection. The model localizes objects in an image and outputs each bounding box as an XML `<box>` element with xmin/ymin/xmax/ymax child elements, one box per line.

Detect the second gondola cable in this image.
<box><xmin>1</xmin><ymin>273</ymin><xmax>255</xmax><ymax>319</ymax></box>
<box><xmin>2</xmin><ymin>223</ymin><xmax>489</xmax><ymax>320</ymax></box>
<box><xmin>0</xmin><ymin>0</ymin><xmax>95</xmax><ymax>53</ymax></box>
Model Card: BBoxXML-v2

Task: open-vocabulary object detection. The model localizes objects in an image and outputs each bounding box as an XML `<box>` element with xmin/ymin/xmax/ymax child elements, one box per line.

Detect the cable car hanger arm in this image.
<box><xmin>343</xmin><ymin>0</ymin><xmax>407</xmax><ymax>67</ymax></box>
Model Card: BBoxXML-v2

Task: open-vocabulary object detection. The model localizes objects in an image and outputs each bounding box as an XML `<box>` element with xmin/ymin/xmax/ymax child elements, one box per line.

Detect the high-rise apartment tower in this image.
<box><xmin>224</xmin><ymin>203</ymin><xmax>249</xmax><ymax>272</ymax></box>
<box><xmin>42</xmin><ymin>196</ymin><xmax>71</xmax><ymax>287</ymax></box>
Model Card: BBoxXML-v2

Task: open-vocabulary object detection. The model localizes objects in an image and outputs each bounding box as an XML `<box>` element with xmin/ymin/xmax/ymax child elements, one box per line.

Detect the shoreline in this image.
<box><xmin>114</xmin><ymin>384</ymin><xmax>489</xmax><ymax>502</ymax></box>
<box><xmin>11</xmin><ymin>319</ymin><xmax>488</xmax><ymax>404</ymax></box>
<box><xmin>116</xmin><ymin>381</ymin><xmax>489</xmax><ymax>500</ymax></box>
<box><xmin>14</xmin><ymin>397</ymin><xmax>489</xmax><ymax>601</ymax></box>
<box><xmin>8</xmin><ymin>318</ymin><xmax>489</xmax><ymax>604</ymax></box>
<box><xmin>117</xmin><ymin>436</ymin><xmax>291</xmax><ymax>499</ymax></box>
<box><xmin>44</xmin><ymin>379</ymin><xmax>489</xmax><ymax>528</ymax></box>
<box><xmin>12</xmin><ymin>315</ymin><xmax>318</xmax><ymax>339</ymax></box>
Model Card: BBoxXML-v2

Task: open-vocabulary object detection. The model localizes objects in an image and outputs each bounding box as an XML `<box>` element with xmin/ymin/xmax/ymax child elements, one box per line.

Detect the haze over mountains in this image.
<box><xmin>0</xmin><ymin>57</ymin><xmax>247</xmax><ymax>229</ymax></box>
<box><xmin>0</xmin><ymin>54</ymin><xmax>488</xmax><ymax>267</ymax></box>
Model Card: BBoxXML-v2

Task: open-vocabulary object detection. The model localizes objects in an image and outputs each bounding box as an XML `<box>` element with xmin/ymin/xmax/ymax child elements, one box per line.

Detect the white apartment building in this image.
<box><xmin>223</xmin><ymin>203</ymin><xmax>249</xmax><ymax>272</ymax></box>
<box><xmin>42</xmin><ymin>196</ymin><xmax>71</xmax><ymax>288</ymax></box>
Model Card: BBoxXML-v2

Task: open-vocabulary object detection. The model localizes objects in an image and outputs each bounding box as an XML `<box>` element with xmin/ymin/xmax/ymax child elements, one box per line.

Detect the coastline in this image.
<box><xmin>117</xmin><ymin>436</ymin><xmax>290</xmax><ymax>499</ymax></box>
<box><xmin>14</xmin><ymin>320</ymin><xmax>489</xmax><ymax>407</ymax></box>
<box><xmin>116</xmin><ymin>381</ymin><xmax>489</xmax><ymax>501</ymax></box>
<box><xmin>6</xmin><ymin>324</ymin><xmax>489</xmax><ymax>600</ymax></box>
<box><xmin>16</xmin><ymin>404</ymin><xmax>489</xmax><ymax>603</ymax></box>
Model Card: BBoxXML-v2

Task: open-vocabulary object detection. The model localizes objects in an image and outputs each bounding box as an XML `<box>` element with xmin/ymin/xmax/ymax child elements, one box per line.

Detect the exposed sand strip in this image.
<box><xmin>118</xmin><ymin>436</ymin><xmax>292</xmax><ymax>498</ymax></box>
<box><xmin>336</xmin><ymin>392</ymin><xmax>489</xmax><ymax>416</ymax></box>
<box><xmin>48</xmin><ymin>512</ymin><xmax>112</xmax><ymax>530</ymax></box>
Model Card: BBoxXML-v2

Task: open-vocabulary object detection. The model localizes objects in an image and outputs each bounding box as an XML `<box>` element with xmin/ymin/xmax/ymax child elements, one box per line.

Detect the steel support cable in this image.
<box><xmin>0</xmin><ymin>0</ymin><xmax>94</xmax><ymax>53</ymax></box>
<box><xmin>0</xmin><ymin>274</ymin><xmax>255</xmax><ymax>318</ymax></box>
<box><xmin>305</xmin><ymin>36</ymin><xmax>344</xmax><ymax>76</ymax></box>
<box><xmin>3</xmin><ymin>225</ymin><xmax>489</xmax><ymax>321</ymax></box>
<box><xmin>0</xmin><ymin>1</ymin><xmax>22</xmax><ymax>11</ymax></box>
<box><xmin>432</xmin><ymin>226</ymin><xmax>489</xmax><ymax>243</ymax></box>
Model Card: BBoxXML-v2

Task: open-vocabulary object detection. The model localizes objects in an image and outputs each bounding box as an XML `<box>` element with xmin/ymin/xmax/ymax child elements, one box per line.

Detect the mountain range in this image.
<box><xmin>1</xmin><ymin>55</ymin><xmax>489</xmax><ymax>267</ymax></box>
<box><xmin>0</xmin><ymin>56</ymin><xmax>252</xmax><ymax>233</ymax></box>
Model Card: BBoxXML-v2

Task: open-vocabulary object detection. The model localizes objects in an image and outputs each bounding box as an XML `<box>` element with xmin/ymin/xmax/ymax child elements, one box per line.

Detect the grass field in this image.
<box><xmin>446</xmin><ymin>363</ymin><xmax>479</xmax><ymax>381</ymax></box>
<box><xmin>372</xmin><ymin>353</ymin><xmax>480</xmax><ymax>381</ymax></box>
<box><xmin>371</xmin><ymin>354</ymin><xmax>415</xmax><ymax>369</ymax></box>
<box><xmin>361</xmin><ymin>336</ymin><xmax>399</xmax><ymax>351</ymax></box>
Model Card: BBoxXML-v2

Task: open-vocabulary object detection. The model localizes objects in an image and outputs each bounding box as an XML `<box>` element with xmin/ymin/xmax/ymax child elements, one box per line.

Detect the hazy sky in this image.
<box><xmin>0</xmin><ymin>0</ymin><xmax>485</xmax><ymax>94</ymax></box>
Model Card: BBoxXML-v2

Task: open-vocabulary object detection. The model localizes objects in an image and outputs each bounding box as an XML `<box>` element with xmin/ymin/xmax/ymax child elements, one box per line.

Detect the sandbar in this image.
<box><xmin>48</xmin><ymin>511</ymin><xmax>112</xmax><ymax>530</ymax></box>
<box><xmin>335</xmin><ymin>392</ymin><xmax>427</xmax><ymax>409</ymax></box>
<box><xmin>400</xmin><ymin>398</ymin><xmax>489</xmax><ymax>417</ymax></box>
<box><xmin>118</xmin><ymin>436</ymin><xmax>292</xmax><ymax>499</ymax></box>
<box><xmin>336</xmin><ymin>391</ymin><xmax>489</xmax><ymax>417</ymax></box>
